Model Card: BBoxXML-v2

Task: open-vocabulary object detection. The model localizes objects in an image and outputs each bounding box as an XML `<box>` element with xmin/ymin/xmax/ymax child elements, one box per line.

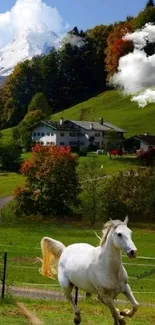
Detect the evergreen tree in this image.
<box><xmin>146</xmin><ymin>0</ymin><xmax>154</xmax><ymax>8</ymax></box>
<box><xmin>28</xmin><ymin>92</ymin><xmax>51</xmax><ymax>117</ymax></box>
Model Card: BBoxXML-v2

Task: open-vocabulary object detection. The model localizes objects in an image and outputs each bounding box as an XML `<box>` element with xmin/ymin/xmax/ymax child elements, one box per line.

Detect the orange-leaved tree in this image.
<box><xmin>14</xmin><ymin>144</ymin><xmax>80</xmax><ymax>216</ymax></box>
<box><xmin>105</xmin><ymin>22</ymin><xmax>134</xmax><ymax>80</ymax></box>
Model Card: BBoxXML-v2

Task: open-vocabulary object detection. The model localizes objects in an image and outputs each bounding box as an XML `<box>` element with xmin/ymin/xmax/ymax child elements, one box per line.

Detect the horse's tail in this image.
<box><xmin>39</xmin><ymin>237</ymin><xmax>66</xmax><ymax>279</ymax></box>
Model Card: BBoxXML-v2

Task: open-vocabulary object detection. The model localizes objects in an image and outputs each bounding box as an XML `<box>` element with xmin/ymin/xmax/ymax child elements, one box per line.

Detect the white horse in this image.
<box><xmin>40</xmin><ymin>217</ymin><xmax>139</xmax><ymax>325</ymax></box>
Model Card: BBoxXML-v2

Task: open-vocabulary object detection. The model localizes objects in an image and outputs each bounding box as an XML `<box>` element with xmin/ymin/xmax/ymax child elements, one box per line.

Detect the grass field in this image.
<box><xmin>0</xmin><ymin>222</ymin><xmax>155</xmax><ymax>296</ymax></box>
<box><xmin>0</xmin><ymin>153</ymin><xmax>139</xmax><ymax>198</ymax></box>
<box><xmin>53</xmin><ymin>90</ymin><xmax>155</xmax><ymax>136</ymax></box>
<box><xmin>0</xmin><ymin>222</ymin><xmax>154</xmax><ymax>324</ymax></box>
<box><xmin>0</xmin><ymin>298</ymin><xmax>155</xmax><ymax>325</ymax></box>
<box><xmin>0</xmin><ymin>173</ymin><xmax>25</xmax><ymax>197</ymax></box>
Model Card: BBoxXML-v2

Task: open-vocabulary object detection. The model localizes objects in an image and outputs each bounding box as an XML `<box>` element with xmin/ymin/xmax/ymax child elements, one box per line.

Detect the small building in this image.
<box><xmin>31</xmin><ymin>118</ymin><xmax>126</xmax><ymax>150</ymax></box>
<box><xmin>123</xmin><ymin>134</ymin><xmax>155</xmax><ymax>152</ymax></box>
<box><xmin>135</xmin><ymin>134</ymin><xmax>155</xmax><ymax>151</ymax></box>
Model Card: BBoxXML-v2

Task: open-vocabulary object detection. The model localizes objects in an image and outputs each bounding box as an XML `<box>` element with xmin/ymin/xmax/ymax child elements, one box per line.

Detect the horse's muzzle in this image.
<box><xmin>127</xmin><ymin>249</ymin><xmax>137</xmax><ymax>258</ymax></box>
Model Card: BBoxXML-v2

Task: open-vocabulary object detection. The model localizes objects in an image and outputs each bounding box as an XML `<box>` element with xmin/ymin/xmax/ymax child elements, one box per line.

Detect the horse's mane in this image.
<box><xmin>100</xmin><ymin>219</ymin><xmax>123</xmax><ymax>246</ymax></box>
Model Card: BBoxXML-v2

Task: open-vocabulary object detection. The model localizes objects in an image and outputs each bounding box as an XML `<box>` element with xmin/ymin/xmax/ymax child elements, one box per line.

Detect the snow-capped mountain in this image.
<box><xmin>0</xmin><ymin>25</ymin><xmax>60</xmax><ymax>77</ymax></box>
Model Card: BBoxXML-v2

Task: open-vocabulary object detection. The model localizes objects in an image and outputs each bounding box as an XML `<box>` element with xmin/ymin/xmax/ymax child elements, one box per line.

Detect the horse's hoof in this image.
<box><xmin>74</xmin><ymin>318</ymin><xmax>81</xmax><ymax>325</ymax></box>
<box><xmin>119</xmin><ymin>318</ymin><xmax>126</xmax><ymax>325</ymax></box>
<box><xmin>120</xmin><ymin>309</ymin><xmax>134</xmax><ymax>318</ymax></box>
<box><xmin>74</xmin><ymin>315</ymin><xmax>81</xmax><ymax>325</ymax></box>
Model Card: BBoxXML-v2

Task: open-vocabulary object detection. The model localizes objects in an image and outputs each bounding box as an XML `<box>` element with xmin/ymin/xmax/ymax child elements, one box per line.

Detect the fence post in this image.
<box><xmin>2</xmin><ymin>252</ymin><xmax>7</xmax><ymax>299</ymax></box>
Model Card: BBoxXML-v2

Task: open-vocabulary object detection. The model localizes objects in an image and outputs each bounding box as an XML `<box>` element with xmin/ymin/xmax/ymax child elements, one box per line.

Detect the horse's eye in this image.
<box><xmin>118</xmin><ymin>233</ymin><xmax>122</xmax><ymax>237</ymax></box>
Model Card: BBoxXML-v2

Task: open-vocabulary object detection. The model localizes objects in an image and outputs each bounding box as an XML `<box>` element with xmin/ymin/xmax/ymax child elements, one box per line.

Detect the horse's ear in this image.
<box><xmin>110</xmin><ymin>218</ymin><xmax>115</xmax><ymax>225</ymax></box>
<box><xmin>124</xmin><ymin>215</ymin><xmax>129</xmax><ymax>225</ymax></box>
<box><xmin>110</xmin><ymin>218</ymin><xmax>119</xmax><ymax>227</ymax></box>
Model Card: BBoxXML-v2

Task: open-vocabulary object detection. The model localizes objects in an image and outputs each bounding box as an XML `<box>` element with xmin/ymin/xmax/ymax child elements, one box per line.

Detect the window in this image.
<box><xmin>60</xmin><ymin>142</ymin><xmax>65</xmax><ymax>145</ymax></box>
<box><xmin>77</xmin><ymin>132</ymin><xmax>84</xmax><ymax>137</ymax></box>
<box><xmin>47</xmin><ymin>132</ymin><xmax>54</xmax><ymax>136</ymax></box>
<box><xmin>60</xmin><ymin>133</ymin><xmax>64</xmax><ymax>137</ymax></box>
<box><xmin>33</xmin><ymin>132</ymin><xmax>36</xmax><ymax>136</ymax></box>
<box><xmin>37</xmin><ymin>133</ymin><xmax>40</xmax><ymax>136</ymax></box>
<box><xmin>69</xmin><ymin>132</ymin><xmax>76</xmax><ymax>137</ymax></box>
<box><xmin>69</xmin><ymin>141</ymin><xmax>77</xmax><ymax>146</ymax></box>
<box><xmin>41</xmin><ymin>133</ymin><xmax>44</xmax><ymax>136</ymax></box>
<box><xmin>95</xmin><ymin>133</ymin><xmax>100</xmax><ymax>137</ymax></box>
<box><xmin>40</xmin><ymin>141</ymin><xmax>44</xmax><ymax>145</ymax></box>
<box><xmin>46</xmin><ymin>142</ymin><xmax>50</xmax><ymax>145</ymax></box>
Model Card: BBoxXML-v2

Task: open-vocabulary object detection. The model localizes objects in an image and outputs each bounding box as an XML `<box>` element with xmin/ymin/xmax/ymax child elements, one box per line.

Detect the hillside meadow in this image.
<box><xmin>53</xmin><ymin>90</ymin><xmax>155</xmax><ymax>137</ymax></box>
<box><xmin>2</xmin><ymin>89</ymin><xmax>155</xmax><ymax>145</ymax></box>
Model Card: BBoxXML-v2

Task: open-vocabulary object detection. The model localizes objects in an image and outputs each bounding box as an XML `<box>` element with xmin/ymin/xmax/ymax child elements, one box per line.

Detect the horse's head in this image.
<box><xmin>111</xmin><ymin>216</ymin><xmax>137</xmax><ymax>258</ymax></box>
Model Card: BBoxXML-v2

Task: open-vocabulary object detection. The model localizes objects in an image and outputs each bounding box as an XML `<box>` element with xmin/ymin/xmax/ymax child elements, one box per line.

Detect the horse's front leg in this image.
<box><xmin>120</xmin><ymin>283</ymin><xmax>139</xmax><ymax>318</ymax></box>
<box><xmin>98</xmin><ymin>294</ymin><xmax>126</xmax><ymax>325</ymax></box>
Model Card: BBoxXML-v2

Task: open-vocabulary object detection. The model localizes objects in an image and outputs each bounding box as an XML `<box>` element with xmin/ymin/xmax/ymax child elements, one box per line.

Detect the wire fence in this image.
<box><xmin>1</xmin><ymin>252</ymin><xmax>154</xmax><ymax>301</ymax></box>
<box><xmin>0</xmin><ymin>251</ymin><xmax>7</xmax><ymax>299</ymax></box>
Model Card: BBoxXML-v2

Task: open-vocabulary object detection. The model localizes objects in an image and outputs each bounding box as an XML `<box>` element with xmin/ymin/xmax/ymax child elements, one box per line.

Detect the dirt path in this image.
<box><xmin>0</xmin><ymin>196</ymin><xmax>13</xmax><ymax>216</ymax></box>
<box><xmin>6</xmin><ymin>286</ymin><xmax>155</xmax><ymax>308</ymax></box>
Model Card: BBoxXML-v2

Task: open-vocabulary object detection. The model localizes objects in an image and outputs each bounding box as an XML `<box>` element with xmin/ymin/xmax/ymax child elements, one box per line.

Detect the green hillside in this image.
<box><xmin>1</xmin><ymin>89</ymin><xmax>155</xmax><ymax>140</ymax></box>
<box><xmin>53</xmin><ymin>90</ymin><xmax>155</xmax><ymax>136</ymax></box>
<box><xmin>1</xmin><ymin>127</ymin><xmax>15</xmax><ymax>144</ymax></box>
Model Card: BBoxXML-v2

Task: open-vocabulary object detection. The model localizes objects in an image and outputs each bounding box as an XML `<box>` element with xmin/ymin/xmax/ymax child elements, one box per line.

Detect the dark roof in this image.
<box><xmin>70</xmin><ymin>120</ymin><xmax>126</xmax><ymax>133</ymax></box>
<box><xmin>135</xmin><ymin>135</ymin><xmax>155</xmax><ymax>146</ymax></box>
<box><xmin>32</xmin><ymin>120</ymin><xmax>126</xmax><ymax>133</ymax></box>
<box><xmin>44</xmin><ymin>120</ymin><xmax>74</xmax><ymax>130</ymax></box>
<box><xmin>32</xmin><ymin>120</ymin><xmax>77</xmax><ymax>131</ymax></box>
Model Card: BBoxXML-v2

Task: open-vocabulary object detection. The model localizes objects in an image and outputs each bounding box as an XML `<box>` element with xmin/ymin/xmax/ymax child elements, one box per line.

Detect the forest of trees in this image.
<box><xmin>0</xmin><ymin>0</ymin><xmax>155</xmax><ymax>130</ymax></box>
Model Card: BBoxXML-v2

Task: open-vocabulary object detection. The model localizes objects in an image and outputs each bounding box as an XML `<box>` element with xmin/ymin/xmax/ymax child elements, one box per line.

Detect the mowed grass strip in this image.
<box><xmin>0</xmin><ymin>299</ymin><xmax>155</xmax><ymax>325</ymax></box>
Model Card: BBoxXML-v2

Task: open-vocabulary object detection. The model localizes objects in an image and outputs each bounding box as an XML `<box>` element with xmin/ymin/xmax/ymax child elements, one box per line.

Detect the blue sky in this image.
<box><xmin>0</xmin><ymin>0</ymin><xmax>148</xmax><ymax>30</ymax></box>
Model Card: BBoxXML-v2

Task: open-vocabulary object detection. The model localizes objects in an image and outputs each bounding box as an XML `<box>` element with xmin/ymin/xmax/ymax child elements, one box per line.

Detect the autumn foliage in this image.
<box><xmin>105</xmin><ymin>22</ymin><xmax>134</xmax><ymax>80</ymax></box>
<box><xmin>14</xmin><ymin>144</ymin><xmax>80</xmax><ymax>216</ymax></box>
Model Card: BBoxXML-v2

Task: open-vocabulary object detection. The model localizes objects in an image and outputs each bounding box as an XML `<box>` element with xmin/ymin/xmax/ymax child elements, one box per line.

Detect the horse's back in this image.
<box><xmin>58</xmin><ymin>243</ymin><xmax>98</xmax><ymax>293</ymax></box>
<box><xmin>59</xmin><ymin>243</ymin><xmax>95</xmax><ymax>268</ymax></box>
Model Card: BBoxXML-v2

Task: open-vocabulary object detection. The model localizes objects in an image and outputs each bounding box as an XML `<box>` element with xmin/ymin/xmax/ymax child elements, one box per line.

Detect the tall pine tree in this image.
<box><xmin>146</xmin><ymin>0</ymin><xmax>154</xmax><ymax>8</ymax></box>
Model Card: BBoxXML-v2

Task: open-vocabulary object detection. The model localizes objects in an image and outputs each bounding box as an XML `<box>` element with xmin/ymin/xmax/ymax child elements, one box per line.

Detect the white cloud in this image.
<box><xmin>0</xmin><ymin>0</ymin><xmax>68</xmax><ymax>48</ymax></box>
<box><xmin>110</xmin><ymin>23</ymin><xmax>155</xmax><ymax>107</ymax></box>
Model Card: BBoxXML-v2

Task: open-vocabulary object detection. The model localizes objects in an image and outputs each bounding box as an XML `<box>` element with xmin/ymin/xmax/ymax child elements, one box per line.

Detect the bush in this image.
<box><xmin>138</xmin><ymin>148</ymin><xmax>155</xmax><ymax>166</ymax></box>
<box><xmin>14</xmin><ymin>144</ymin><xmax>81</xmax><ymax>216</ymax></box>
<box><xmin>78</xmin><ymin>147</ymin><xmax>87</xmax><ymax>156</ymax></box>
<box><xmin>102</xmin><ymin>167</ymin><xmax>155</xmax><ymax>222</ymax></box>
<box><xmin>78</xmin><ymin>157</ymin><xmax>105</xmax><ymax>225</ymax></box>
<box><xmin>0</xmin><ymin>138</ymin><xmax>22</xmax><ymax>171</ymax></box>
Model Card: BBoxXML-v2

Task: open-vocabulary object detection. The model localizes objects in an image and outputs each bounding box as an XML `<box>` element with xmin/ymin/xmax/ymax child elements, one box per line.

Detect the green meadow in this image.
<box><xmin>0</xmin><ymin>153</ymin><xmax>139</xmax><ymax>198</ymax></box>
<box><xmin>53</xmin><ymin>90</ymin><xmax>155</xmax><ymax>137</ymax></box>
<box><xmin>0</xmin><ymin>222</ymin><xmax>154</xmax><ymax>324</ymax></box>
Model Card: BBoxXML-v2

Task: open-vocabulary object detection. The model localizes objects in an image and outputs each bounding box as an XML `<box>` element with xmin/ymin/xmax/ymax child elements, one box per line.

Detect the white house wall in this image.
<box><xmin>140</xmin><ymin>142</ymin><xmax>149</xmax><ymax>151</ymax></box>
<box><xmin>32</xmin><ymin>125</ymin><xmax>56</xmax><ymax>145</ymax></box>
<box><xmin>32</xmin><ymin>124</ymin><xmax>106</xmax><ymax>148</ymax></box>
